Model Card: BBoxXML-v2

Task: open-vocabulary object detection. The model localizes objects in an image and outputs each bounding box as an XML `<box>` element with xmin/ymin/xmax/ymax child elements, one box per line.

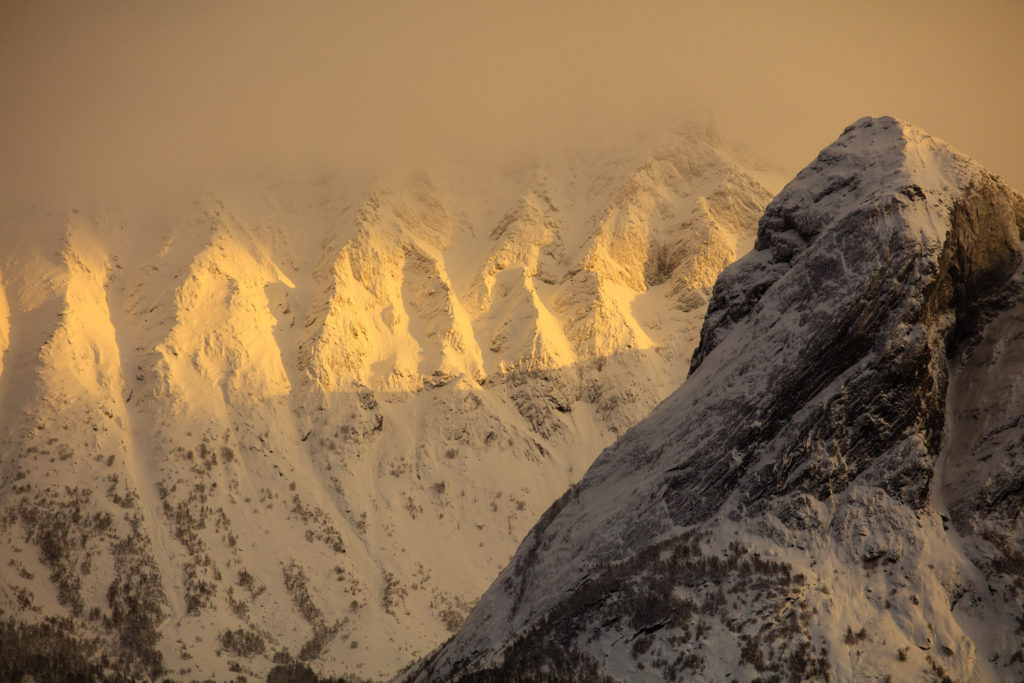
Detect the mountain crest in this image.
<box><xmin>692</xmin><ymin>115</ymin><xmax>988</xmax><ymax>373</ymax></box>
<box><xmin>413</xmin><ymin>117</ymin><xmax>1024</xmax><ymax>683</ymax></box>
<box><xmin>0</xmin><ymin>133</ymin><xmax>771</xmax><ymax>680</ymax></box>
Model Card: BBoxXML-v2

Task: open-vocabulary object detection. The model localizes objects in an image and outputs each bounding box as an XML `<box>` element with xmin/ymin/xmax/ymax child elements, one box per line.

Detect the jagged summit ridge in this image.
<box><xmin>0</xmin><ymin>127</ymin><xmax>771</xmax><ymax>681</ymax></box>
<box><xmin>411</xmin><ymin>117</ymin><xmax>1024</xmax><ymax>682</ymax></box>
<box><xmin>693</xmin><ymin>115</ymin><xmax>984</xmax><ymax>371</ymax></box>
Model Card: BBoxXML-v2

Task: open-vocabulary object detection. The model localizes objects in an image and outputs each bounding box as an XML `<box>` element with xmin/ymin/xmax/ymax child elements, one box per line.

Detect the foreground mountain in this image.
<box><xmin>0</xmin><ymin>126</ymin><xmax>770</xmax><ymax>680</ymax></box>
<box><xmin>409</xmin><ymin>116</ymin><xmax>1024</xmax><ymax>682</ymax></box>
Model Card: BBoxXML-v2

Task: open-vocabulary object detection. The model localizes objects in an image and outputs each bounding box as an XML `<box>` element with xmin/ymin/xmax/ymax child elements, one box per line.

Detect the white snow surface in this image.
<box><xmin>411</xmin><ymin>117</ymin><xmax>1024</xmax><ymax>682</ymax></box>
<box><xmin>0</xmin><ymin>126</ymin><xmax>770</xmax><ymax>680</ymax></box>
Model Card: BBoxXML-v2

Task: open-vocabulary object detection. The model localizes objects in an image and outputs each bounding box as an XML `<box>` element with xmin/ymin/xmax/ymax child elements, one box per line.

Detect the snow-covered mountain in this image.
<box><xmin>409</xmin><ymin>117</ymin><xmax>1024</xmax><ymax>682</ymax></box>
<box><xmin>0</xmin><ymin>126</ymin><xmax>770</xmax><ymax>680</ymax></box>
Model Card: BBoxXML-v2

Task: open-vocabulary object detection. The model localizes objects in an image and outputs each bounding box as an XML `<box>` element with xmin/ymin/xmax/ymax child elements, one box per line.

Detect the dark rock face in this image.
<box><xmin>408</xmin><ymin>118</ymin><xmax>1024</xmax><ymax>682</ymax></box>
<box><xmin>676</xmin><ymin>131</ymin><xmax>1024</xmax><ymax>526</ymax></box>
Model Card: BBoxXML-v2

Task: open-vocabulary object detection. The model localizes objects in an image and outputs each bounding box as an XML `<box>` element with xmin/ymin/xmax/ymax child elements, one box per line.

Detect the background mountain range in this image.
<box><xmin>0</xmin><ymin>124</ymin><xmax>771</xmax><ymax>680</ymax></box>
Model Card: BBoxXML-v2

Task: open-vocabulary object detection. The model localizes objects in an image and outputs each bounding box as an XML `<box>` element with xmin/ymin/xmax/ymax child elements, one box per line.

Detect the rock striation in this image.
<box><xmin>410</xmin><ymin>117</ymin><xmax>1024</xmax><ymax>683</ymax></box>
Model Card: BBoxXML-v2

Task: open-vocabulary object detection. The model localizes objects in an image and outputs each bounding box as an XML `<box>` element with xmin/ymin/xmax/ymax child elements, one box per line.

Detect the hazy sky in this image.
<box><xmin>2</xmin><ymin>0</ymin><xmax>1023</xmax><ymax>202</ymax></box>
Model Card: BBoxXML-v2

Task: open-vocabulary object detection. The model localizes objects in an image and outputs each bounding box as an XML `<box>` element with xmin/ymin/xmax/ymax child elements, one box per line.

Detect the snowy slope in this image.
<box><xmin>409</xmin><ymin>117</ymin><xmax>1024</xmax><ymax>682</ymax></box>
<box><xmin>0</xmin><ymin>126</ymin><xmax>770</xmax><ymax>680</ymax></box>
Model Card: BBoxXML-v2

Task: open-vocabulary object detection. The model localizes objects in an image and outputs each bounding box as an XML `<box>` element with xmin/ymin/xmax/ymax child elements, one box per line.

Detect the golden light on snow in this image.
<box><xmin>1</xmin><ymin>3</ymin><xmax>1023</xmax><ymax>680</ymax></box>
<box><xmin>0</xmin><ymin>139</ymin><xmax>770</xmax><ymax>675</ymax></box>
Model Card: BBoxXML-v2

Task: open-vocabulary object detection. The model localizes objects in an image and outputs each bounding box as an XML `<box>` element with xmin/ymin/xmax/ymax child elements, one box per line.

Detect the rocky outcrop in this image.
<box><xmin>411</xmin><ymin>117</ymin><xmax>1024</xmax><ymax>682</ymax></box>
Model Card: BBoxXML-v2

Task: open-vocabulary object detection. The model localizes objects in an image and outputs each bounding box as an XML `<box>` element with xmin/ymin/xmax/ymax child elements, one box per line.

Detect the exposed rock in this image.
<box><xmin>411</xmin><ymin>117</ymin><xmax>1024</xmax><ymax>682</ymax></box>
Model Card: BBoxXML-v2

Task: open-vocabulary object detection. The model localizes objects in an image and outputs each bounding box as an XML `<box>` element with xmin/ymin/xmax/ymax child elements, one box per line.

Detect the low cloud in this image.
<box><xmin>2</xmin><ymin>0</ymin><xmax>1022</xmax><ymax>204</ymax></box>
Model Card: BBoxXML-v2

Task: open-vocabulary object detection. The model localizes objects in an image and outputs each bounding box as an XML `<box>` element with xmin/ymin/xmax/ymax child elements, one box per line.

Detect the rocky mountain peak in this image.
<box><xmin>692</xmin><ymin>115</ymin><xmax>989</xmax><ymax>373</ymax></box>
<box><xmin>411</xmin><ymin>118</ymin><xmax>1024</xmax><ymax>682</ymax></box>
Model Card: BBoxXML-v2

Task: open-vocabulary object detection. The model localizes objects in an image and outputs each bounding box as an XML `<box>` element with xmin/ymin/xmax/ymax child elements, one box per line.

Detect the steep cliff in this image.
<box><xmin>411</xmin><ymin>117</ymin><xmax>1024</xmax><ymax>682</ymax></box>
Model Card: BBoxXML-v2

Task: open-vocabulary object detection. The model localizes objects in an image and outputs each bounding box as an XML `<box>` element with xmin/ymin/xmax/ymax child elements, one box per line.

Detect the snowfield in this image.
<box><xmin>0</xmin><ymin>125</ymin><xmax>770</xmax><ymax>680</ymax></box>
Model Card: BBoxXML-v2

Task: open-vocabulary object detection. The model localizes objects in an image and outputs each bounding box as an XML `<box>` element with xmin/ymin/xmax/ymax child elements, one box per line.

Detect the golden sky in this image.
<box><xmin>2</xmin><ymin>0</ymin><xmax>1022</xmax><ymax>201</ymax></box>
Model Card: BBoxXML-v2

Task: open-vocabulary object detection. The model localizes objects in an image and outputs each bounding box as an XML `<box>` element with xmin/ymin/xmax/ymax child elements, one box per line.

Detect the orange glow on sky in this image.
<box><xmin>2</xmin><ymin>0</ymin><xmax>1022</xmax><ymax>203</ymax></box>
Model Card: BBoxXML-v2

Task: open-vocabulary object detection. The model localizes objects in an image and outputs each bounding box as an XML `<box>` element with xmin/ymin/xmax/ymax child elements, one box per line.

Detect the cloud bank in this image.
<box><xmin>2</xmin><ymin>0</ymin><xmax>1022</xmax><ymax>202</ymax></box>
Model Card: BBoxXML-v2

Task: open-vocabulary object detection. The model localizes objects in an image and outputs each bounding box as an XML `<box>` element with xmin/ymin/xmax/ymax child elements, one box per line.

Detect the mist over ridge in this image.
<box><xmin>2</xmin><ymin>0</ymin><xmax>1022</xmax><ymax>206</ymax></box>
